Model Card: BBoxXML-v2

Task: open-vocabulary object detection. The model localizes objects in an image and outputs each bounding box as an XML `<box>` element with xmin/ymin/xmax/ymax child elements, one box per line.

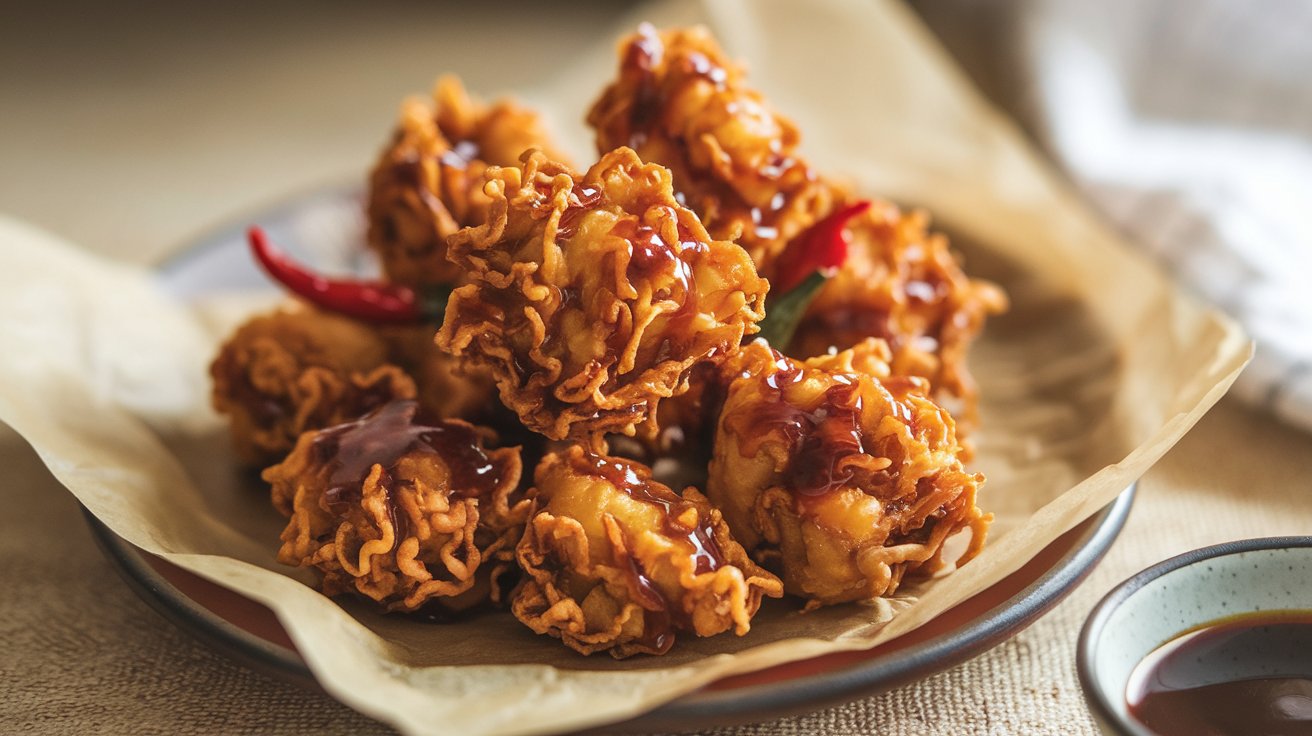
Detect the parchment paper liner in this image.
<box><xmin>0</xmin><ymin>0</ymin><xmax>1250</xmax><ymax>734</ymax></box>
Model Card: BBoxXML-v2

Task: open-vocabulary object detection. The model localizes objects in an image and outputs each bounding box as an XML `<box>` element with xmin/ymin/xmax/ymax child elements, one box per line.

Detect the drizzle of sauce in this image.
<box><xmin>610</xmin><ymin>217</ymin><xmax>689</xmax><ymax>286</ymax></box>
<box><xmin>728</xmin><ymin>356</ymin><xmax>911</xmax><ymax>498</ymax></box>
<box><xmin>388</xmin><ymin>139</ymin><xmax>480</xmax><ymax>221</ymax></box>
<box><xmin>612</xmin><ymin>541</ymin><xmax>676</xmax><ymax>655</ymax></box>
<box><xmin>761</xmin><ymin>381</ymin><xmax>867</xmax><ymax>497</ymax></box>
<box><xmin>623</xmin><ymin>29</ymin><xmax>665</xmax><ymax>149</ymax></box>
<box><xmin>1126</xmin><ymin>610</ymin><xmax>1312</xmax><ymax>736</ymax></box>
<box><xmin>571</xmin><ymin>451</ymin><xmax>724</xmax><ymax>576</ymax></box>
<box><xmin>312</xmin><ymin>401</ymin><xmax>505</xmax><ymax>540</ymax></box>
<box><xmin>602</xmin><ymin>216</ymin><xmax>704</xmax><ymax>369</ymax></box>
<box><xmin>608</xmin><ymin>28</ymin><xmax>816</xmax><ymax>258</ymax></box>
<box><xmin>555</xmin><ymin>185</ymin><xmax>603</xmax><ymax>240</ymax></box>
<box><xmin>562</xmin><ymin>450</ymin><xmax>728</xmax><ymax>653</ymax></box>
<box><xmin>569</xmin><ymin>448</ymin><xmax>739</xmax><ymax>653</ymax></box>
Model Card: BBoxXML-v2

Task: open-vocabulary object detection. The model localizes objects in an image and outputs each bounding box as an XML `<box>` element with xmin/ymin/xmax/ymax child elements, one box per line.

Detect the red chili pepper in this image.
<box><xmin>771</xmin><ymin>200</ymin><xmax>872</xmax><ymax>294</ymax></box>
<box><xmin>247</xmin><ymin>226</ymin><xmax>426</xmax><ymax>323</ymax></box>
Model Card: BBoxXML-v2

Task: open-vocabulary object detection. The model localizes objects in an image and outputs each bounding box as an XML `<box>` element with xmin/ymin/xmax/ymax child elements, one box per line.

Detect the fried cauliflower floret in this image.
<box><xmin>210</xmin><ymin>306</ymin><xmax>416</xmax><ymax>466</ymax></box>
<box><xmin>791</xmin><ymin>201</ymin><xmax>1008</xmax><ymax>430</ymax></box>
<box><xmin>588</xmin><ymin>24</ymin><xmax>834</xmax><ymax>279</ymax></box>
<box><xmin>367</xmin><ymin>75</ymin><xmax>565</xmax><ymax>287</ymax></box>
<box><xmin>707</xmin><ymin>340</ymin><xmax>989</xmax><ymax>606</ymax></box>
<box><xmin>435</xmin><ymin>147</ymin><xmax>768</xmax><ymax>445</ymax></box>
<box><xmin>512</xmin><ymin>446</ymin><xmax>782</xmax><ymax>657</ymax></box>
<box><xmin>590</xmin><ymin>26</ymin><xmax>1006</xmax><ymax>428</ymax></box>
<box><xmin>264</xmin><ymin>400</ymin><xmax>527</xmax><ymax>614</ymax></box>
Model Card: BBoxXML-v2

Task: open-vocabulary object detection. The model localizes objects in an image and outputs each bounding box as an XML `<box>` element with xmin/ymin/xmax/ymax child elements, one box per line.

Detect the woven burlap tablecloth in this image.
<box><xmin>3</xmin><ymin>3</ymin><xmax>1309</xmax><ymax>734</ymax></box>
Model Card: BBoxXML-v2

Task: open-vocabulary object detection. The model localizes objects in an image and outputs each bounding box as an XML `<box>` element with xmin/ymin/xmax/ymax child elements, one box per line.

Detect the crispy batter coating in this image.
<box><xmin>367</xmin><ymin>75</ymin><xmax>565</xmax><ymax>287</ymax></box>
<box><xmin>707</xmin><ymin>340</ymin><xmax>989</xmax><ymax>606</ymax></box>
<box><xmin>588</xmin><ymin>25</ymin><xmax>833</xmax><ymax>278</ymax></box>
<box><xmin>435</xmin><ymin>147</ymin><xmax>768</xmax><ymax>445</ymax></box>
<box><xmin>210</xmin><ymin>306</ymin><xmax>416</xmax><ymax>466</ymax></box>
<box><xmin>512</xmin><ymin>445</ymin><xmax>782</xmax><ymax>657</ymax></box>
<box><xmin>589</xmin><ymin>27</ymin><xmax>1006</xmax><ymax>425</ymax></box>
<box><xmin>791</xmin><ymin>201</ymin><xmax>1009</xmax><ymax>430</ymax></box>
<box><xmin>265</xmin><ymin>400</ymin><xmax>528</xmax><ymax>613</ymax></box>
<box><xmin>380</xmin><ymin>324</ymin><xmax>499</xmax><ymax>425</ymax></box>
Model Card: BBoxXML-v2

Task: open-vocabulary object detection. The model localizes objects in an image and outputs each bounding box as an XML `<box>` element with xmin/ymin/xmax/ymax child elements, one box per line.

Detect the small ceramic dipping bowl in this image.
<box><xmin>1078</xmin><ymin>537</ymin><xmax>1312</xmax><ymax>735</ymax></box>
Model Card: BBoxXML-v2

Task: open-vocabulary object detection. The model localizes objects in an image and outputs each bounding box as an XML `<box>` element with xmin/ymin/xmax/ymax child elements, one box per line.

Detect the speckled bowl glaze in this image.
<box><xmin>1078</xmin><ymin>537</ymin><xmax>1312</xmax><ymax>735</ymax></box>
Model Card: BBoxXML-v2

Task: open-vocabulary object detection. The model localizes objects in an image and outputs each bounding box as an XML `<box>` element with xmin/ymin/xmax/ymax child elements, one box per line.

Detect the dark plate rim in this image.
<box><xmin>85</xmin><ymin>485</ymin><xmax>1134</xmax><ymax>732</ymax></box>
<box><xmin>1076</xmin><ymin>535</ymin><xmax>1312</xmax><ymax>736</ymax></box>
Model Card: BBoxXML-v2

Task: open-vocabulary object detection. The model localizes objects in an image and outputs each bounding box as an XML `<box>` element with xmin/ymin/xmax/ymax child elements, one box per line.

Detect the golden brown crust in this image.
<box><xmin>708</xmin><ymin>340</ymin><xmax>989</xmax><ymax>606</ymax></box>
<box><xmin>588</xmin><ymin>25</ymin><xmax>833</xmax><ymax>278</ymax></box>
<box><xmin>264</xmin><ymin>400</ymin><xmax>528</xmax><ymax>613</ymax></box>
<box><xmin>589</xmin><ymin>27</ymin><xmax>1006</xmax><ymax>429</ymax></box>
<box><xmin>209</xmin><ymin>306</ymin><xmax>417</xmax><ymax>466</ymax></box>
<box><xmin>208</xmin><ymin>24</ymin><xmax>1001</xmax><ymax>649</ymax></box>
<box><xmin>790</xmin><ymin>201</ymin><xmax>1008</xmax><ymax>431</ymax></box>
<box><xmin>435</xmin><ymin>147</ymin><xmax>768</xmax><ymax>445</ymax></box>
<box><xmin>366</xmin><ymin>75</ymin><xmax>565</xmax><ymax>287</ymax></box>
<box><xmin>512</xmin><ymin>445</ymin><xmax>782</xmax><ymax>657</ymax></box>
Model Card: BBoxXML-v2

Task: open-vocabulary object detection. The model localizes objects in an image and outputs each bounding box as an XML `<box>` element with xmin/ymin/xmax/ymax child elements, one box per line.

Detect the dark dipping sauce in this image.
<box><xmin>1126</xmin><ymin>610</ymin><xmax>1312</xmax><ymax>736</ymax></box>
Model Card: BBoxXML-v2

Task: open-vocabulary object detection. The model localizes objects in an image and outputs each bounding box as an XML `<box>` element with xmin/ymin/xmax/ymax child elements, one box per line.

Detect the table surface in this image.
<box><xmin>4</xmin><ymin>3</ymin><xmax>1309</xmax><ymax>735</ymax></box>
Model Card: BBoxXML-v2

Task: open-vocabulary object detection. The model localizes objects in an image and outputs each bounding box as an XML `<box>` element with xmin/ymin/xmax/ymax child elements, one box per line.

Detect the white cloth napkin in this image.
<box><xmin>915</xmin><ymin>0</ymin><xmax>1312</xmax><ymax>431</ymax></box>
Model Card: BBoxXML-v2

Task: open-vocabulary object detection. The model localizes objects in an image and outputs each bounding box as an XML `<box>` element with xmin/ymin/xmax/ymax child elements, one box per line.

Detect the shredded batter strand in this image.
<box><xmin>265</xmin><ymin>400</ymin><xmax>528</xmax><ymax>614</ymax></box>
<box><xmin>367</xmin><ymin>76</ymin><xmax>567</xmax><ymax>286</ymax></box>
<box><xmin>436</xmin><ymin>147</ymin><xmax>768</xmax><ymax>445</ymax></box>
<box><xmin>210</xmin><ymin>306</ymin><xmax>417</xmax><ymax>465</ymax></box>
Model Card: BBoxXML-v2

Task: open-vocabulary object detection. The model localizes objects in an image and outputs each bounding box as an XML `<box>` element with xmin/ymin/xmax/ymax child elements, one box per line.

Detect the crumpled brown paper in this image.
<box><xmin>0</xmin><ymin>0</ymin><xmax>1250</xmax><ymax>734</ymax></box>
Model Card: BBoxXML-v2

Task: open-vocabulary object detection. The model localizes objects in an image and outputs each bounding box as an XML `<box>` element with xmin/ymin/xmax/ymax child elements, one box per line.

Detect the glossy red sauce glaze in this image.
<box><xmin>569</xmin><ymin>451</ymin><xmax>725</xmax><ymax>576</ymax></box>
<box><xmin>555</xmin><ymin>185</ymin><xmax>603</xmax><ymax>240</ymax></box>
<box><xmin>727</xmin><ymin>355</ymin><xmax>917</xmax><ymax>499</ymax></box>
<box><xmin>603</xmin><ymin>26</ymin><xmax>813</xmax><ymax>257</ymax></box>
<box><xmin>560</xmin><ymin>450</ymin><xmax>735</xmax><ymax>654</ymax></box>
<box><xmin>312</xmin><ymin>401</ymin><xmax>506</xmax><ymax>542</ymax></box>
